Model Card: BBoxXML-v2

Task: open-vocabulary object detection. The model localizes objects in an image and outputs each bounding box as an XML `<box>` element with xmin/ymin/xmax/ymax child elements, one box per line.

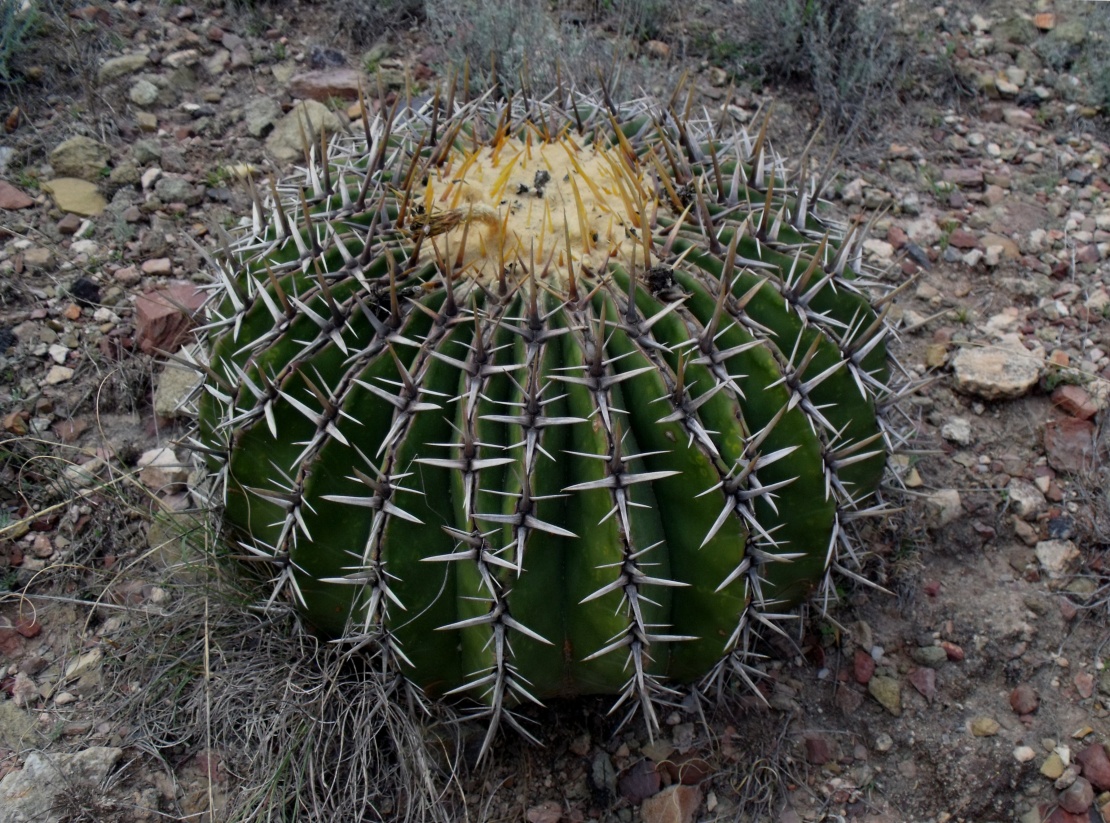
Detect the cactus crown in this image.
<box><xmin>189</xmin><ymin>84</ymin><xmax>902</xmax><ymax>757</ymax></box>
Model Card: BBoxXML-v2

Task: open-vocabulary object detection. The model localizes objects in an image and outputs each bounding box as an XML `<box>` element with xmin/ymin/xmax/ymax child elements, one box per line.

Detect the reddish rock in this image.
<box><xmin>1075</xmin><ymin>672</ymin><xmax>1095</xmax><ymax>699</ymax></box>
<box><xmin>2</xmin><ymin>410</ymin><xmax>28</xmax><ymax>435</ymax></box>
<box><xmin>887</xmin><ymin>225</ymin><xmax>908</xmax><ymax>249</ymax></box>
<box><xmin>659</xmin><ymin>753</ymin><xmax>712</xmax><ymax>785</ymax></box>
<box><xmin>1052</xmin><ymin>385</ymin><xmax>1099</xmax><ymax>420</ymax></box>
<box><xmin>948</xmin><ymin>229</ymin><xmax>980</xmax><ymax>249</ymax></box>
<box><xmin>14</xmin><ymin>616</ymin><xmax>40</xmax><ymax>638</ymax></box>
<box><xmin>853</xmin><ymin>649</ymin><xmax>875</xmax><ymax>684</ymax></box>
<box><xmin>1077</xmin><ymin>744</ymin><xmax>1110</xmax><ymax>791</ymax></box>
<box><xmin>619</xmin><ymin>759</ymin><xmax>660</xmax><ymax>804</ymax></box>
<box><xmin>290</xmin><ymin>69</ymin><xmax>367</xmax><ymax>102</ymax></box>
<box><xmin>1044</xmin><ymin>418</ymin><xmax>1101</xmax><ymax>473</ymax></box>
<box><xmin>641</xmin><ymin>785</ymin><xmax>701</xmax><ymax>823</ymax></box>
<box><xmin>908</xmin><ymin>667</ymin><xmax>936</xmax><ymax>702</ymax></box>
<box><xmin>1010</xmin><ymin>683</ymin><xmax>1039</xmax><ymax>714</ymax></box>
<box><xmin>0</xmin><ymin>181</ymin><xmax>34</xmax><ymax>209</ymax></box>
<box><xmin>1076</xmin><ymin>244</ymin><xmax>1101</xmax><ymax>265</ymax></box>
<box><xmin>804</xmin><ymin>735</ymin><xmax>833</xmax><ymax>765</ymax></box>
<box><xmin>57</xmin><ymin>213</ymin><xmax>83</xmax><ymax>234</ymax></box>
<box><xmin>1059</xmin><ymin>776</ymin><xmax>1094</xmax><ymax>814</ymax></box>
<box><xmin>941</xmin><ymin>641</ymin><xmax>964</xmax><ymax>661</ymax></box>
<box><xmin>1046</xmin><ymin>808</ymin><xmax>1090</xmax><ymax>823</ymax></box>
<box><xmin>135</xmin><ymin>283</ymin><xmax>206</xmax><ymax>354</ymax></box>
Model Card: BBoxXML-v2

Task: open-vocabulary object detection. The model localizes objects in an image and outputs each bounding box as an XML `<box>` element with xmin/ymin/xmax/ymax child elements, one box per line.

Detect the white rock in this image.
<box><xmin>925</xmin><ymin>489</ymin><xmax>962</xmax><ymax>528</ymax></box>
<box><xmin>863</xmin><ymin>238</ymin><xmax>895</xmax><ymax>260</ymax></box>
<box><xmin>140</xmin><ymin>166</ymin><xmax>162</xmax><ymax>190</ymax></box>
<box><xmin>137</xmin><ymin>447</ymin><xmax>189</xmax><ymax>492</ymax></box>
<box><xmin>47</xmin><ymin>344</ymin><xmax>68</xmax><ymax>365</ymax></box>
<box><xmin>44</xmin><ymin>365</ymin><xmax>74</xmax><ymax>385</ymax></box>
<box><xmin>1014</xmin><ymin>746</ymin><xmax>1036</xmax><ymax>763</ymax></box>
<box><xmin>941</xmin><ymin>417</ymin><xmax>973</xmax><ymax>446</ymax></box>
<box><xmin>1007</xmin><ymin>479</ymin><xmax>1046</xmax><ymax>520</ymax></box>
<box><xmin>952</xmin><ymin>336</ymin><xmax>1043</xmax><ymax>400</ymax></box>
<box><xmin>1035</xmin><ymin>539</ymin><xmax>1080</xmax><ymax>578</ymax></box>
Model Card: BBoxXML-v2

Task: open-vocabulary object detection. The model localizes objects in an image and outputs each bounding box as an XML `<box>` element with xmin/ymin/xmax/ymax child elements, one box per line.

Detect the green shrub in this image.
<box><xmin>0</xmin><ymin>0</ymin><xmax>40</xmax><ymax>86</ymax></box>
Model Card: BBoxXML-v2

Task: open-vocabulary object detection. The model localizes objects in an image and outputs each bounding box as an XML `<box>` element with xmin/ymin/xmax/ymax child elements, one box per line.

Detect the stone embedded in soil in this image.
<box><xmin>1035</xmin><ymin>539</ymin><xmax>1080</xmax><ymax>578</ymax></box>
<box><xmin>951</xmin><ymin>337</ymin><xmax>1043</xmax><ymax>400</ymax></box>
<box><xmin>1051</xmin><ymin>385</ymin><xmax>1099</xmax><ymax>420</ymax></box>
<box><xmin>135</xmin><ymin>283</ymin><xmax>206</xmax><ymax>354</ymax></box>
<box><xmin>138</xmin><ymin>447</ymin><xmax>189</xmax><ymax>492</ymax></box>
<box><xmin>1006</xmin><ymin>479</ymin><xmax>1046</xmax><ymax>520</ymax></box>
<box><xmin>41</xmin><ymin>178</ymin><xmax>107</xmax><ymax>217</ymax></box>
<box><xmin>265</xmin><ymin>99</ymin><xmax>345</xmax><ymax>163</ymax></box>
<box><xmin>525</xmin><ymin>801</ymin><xmax>563</xmax><ymax>823</ymax></box>
<box><xmin>1059</xmin><ymin>777</ymin><xmax>1095</xmax><ymax>814</ymax></box>
<box><xmin>49</xmin><ymin>135</ymin><xmax>110</xmax><ymax>181</ymax></box>
<box><xmin>1043</xmin><ymin>418</ymin><xmax>1101</xmax><ymax>473</ymax></box>
<box><xmin>924</xmin><ymin>488</ymin><xmax>962</xmax><ymax>528</ymax></box>
<box><xmin>970</xmin><ymin>717</ymin><xmax>1001</xmax><ymax>737</ymax></box>
<box><xmin>619</xmin><ymin>759</ymin><xmax>660</xmax><ymax>805</ymax></box>
<box><xmin>0</xmin><ymin>747</ymin><xmax>123</xmax><ymax>822</ymax></box>
<box><xmin>1074</xmin><ymin>672</ymin><xmax>1095</xmax><ymax>699</ymax></box>
<box><xmin>1076</xmin><ymin>744</ymin><xmax>1110</xmax><ymax>791</ymax></box>
<box><xmin>868</xmin><ymin>676</ymin><xmax>902</xmax><ymax>716</ymax></box>
<box><xmin>97</xmin><ymin>53</ymin><xmax>149</xmax><ymax>83</ymax></box>
<box><xmin>1014</xmin><ymin>746</ymin><xmax>1037</xmax><ymax>762</ymax></box>
<box><xmin>854</xmin><ymin>649</ymin><xmax>876</xmax><ymax>684</ymax></box>
<box><xmin>1010</xmin><ymin>683</ymin><xmax>1039</xmax><ymax>714</ymax></box>
<box><xmin>44</xmin><ymin>365</ymin><xmax>74</xmax><ymax>385</ymax></box>
<box><xmin>941</xmin><ymin>416</ymin><xmax>972</xmax><ymax>446</ymax></box>
<box><xmin>908</xmin><ymin>667</ymin><xmax>936</xmax><ymax>702</ymax></box>
<box><xmin>1042</xmin><ymin>752</ymin><xmax>1067</xmax><ymax>779</ymax></box>
<box><xmin>0</xmin><ymin>181</ymin><xmax>34</xmax><ymax>209</ymax></box>
<box><xmin>805</xmin><ymin>734</ymin><xmax>834</xmax><ymax>765</ymax></box>
<box><xmin>911</xmin><ymin>646</ymin><xmax>948</xmax><ymax>668</ymax></box>
<box><xmin>641</xmin><ymin>784</ymin><xmax>702</xmax><ymax>823</ymax></box>
<box><xmin>289</xmin><ymin>69</ymin><xmax>366</xmax><ymax>101</ymax></box>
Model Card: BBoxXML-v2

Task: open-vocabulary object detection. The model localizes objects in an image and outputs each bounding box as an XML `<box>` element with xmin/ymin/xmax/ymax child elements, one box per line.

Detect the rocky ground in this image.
<box><xmin>2</xmin><ymin>0</ymin><xmax>1110</xmax><ymax>821</ymax></box>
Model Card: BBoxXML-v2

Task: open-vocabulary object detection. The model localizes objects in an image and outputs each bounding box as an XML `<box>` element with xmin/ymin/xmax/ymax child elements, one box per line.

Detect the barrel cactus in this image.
<box><xmin>188</xmin><ymin>83</ymin><xmax>899</xmax><ymax>755</ymax></box>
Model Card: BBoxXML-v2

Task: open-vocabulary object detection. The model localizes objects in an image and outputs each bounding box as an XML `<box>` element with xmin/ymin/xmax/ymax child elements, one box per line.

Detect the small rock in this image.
<box><xmin>942</xmin><ymin>168</ymin><xmax>984</xmax><ymax>188</ymax></box>
<box><xmin>643</xmin><ymin>40</ymin><xmax>670</xmax><ymax>60</ymax></box>
<box><xmin>1076</xmin><ymin>743</ymin><xmax>1110</xmax><ymax>791</ymax></box>
<box><xmin>1052</xmin><ymin>385</ymin><xmax>1099</xmax><ymax>420</ymax></box>
<box><xmin>138</xmin><ymin>447</ymin><xmax>189</xmax><ymax>491</ymax></box>
<box><xmin>0</xmin><ymin>181</ymin><xmax>34</xmax><ymax>209</ymax></box>
<box><xmin>22</xmin><ymin>247</ymin><xmax>55</xmax><ymax>271</ymax></box>
<box><xmin>41</xmin><ymin>178</ymin><xmax>107</xmax><ymax>216</ymax></box>
<box><xmin>1075</xmin><ymin>672</ymin><xmax>1095</xmax><ymax>699</ymax></box>
<box><xmin>0</xmin><ymin>748</ymin><xmax>123</xmax><ymax>821</ymax></box>
<box><xmin>641</xmin><ymin>785</ymin><xmax>702</xmax><ymax>823</ymax></box>
<box><xmin>244</xmin><ymin>97</ymin><xmax>282</xmax><ymax>138</ymax></box>
<box><xmin>907</xmin><ymin>667</ymin><xmax>936</xmax><ymax>702</ymax></box>
<box><xmin>1044</xmin><ymin>418</ymin><xmax>1101</xmax><ymax>473</ymax></box>
<box><xmin>98</xmin><ymin>53</ymin><xmax>149</xmax><ymax>83</ymax></box>
<box><xmin>526</xmin><ymin>801</ymin><xmax>563</xmax><ymax>823</ymax></box>
<box><xmin>289</xmin><ymin>68</ymin><xmax>367</xmax><ymax>102</ymax></box>
<box><xmin>948</xmin><ymin>228</ymin><xmax>980</xmax><ymax>249</ymax></box>
<box><xmin>50</xmin><ymin>135</ymin><xmax>110</xmax><ymax>181</ymax></box>
<box><xmin>1035</xmin><ymin>539</ymin><xmax>1080</xmax><ymax>578</ymax></box>
<box><xmin>135</xmin><ymin>283</ymin><xmax>205</xmax><ymax>354</ymax></box>
<box><xmin>804</xmin><ymin>734</ymin><xmax>833</xmax><ymax>765</ymax></box>
<box><xmin>1007</xmin><ymin>479</ymin><xmax>1046</xmax><ymax>520</ymax></box>
<box><xmin>1059</xmin><ymin>777</ymin><xmax>1094</xmax><ymax>814</ymax></box>
<box><xmin>868</xmin><ymin>676</ymin><xmax>902</xmax><ymax>716</ymax></box>
<box><xmin>854</xmin><ymin>648</ymin><xmax>875</xmax><ymax>684</ymax></box>
<box><xmin>924</xmin><ymin>488</ymin><xmax>962</xmax><ymax>528</ymax></box>
<box><xmin>45</xmin><ymin>365</ymin><xmax>74</xmax><ymax>385</ymax></box>
<box><xmin>952</xmin><ymin>337</ymin><xmax>1043</xmax><ymax>400</ymax></box>
<box><xmin>129</xmin><ymin>78</ymin><xmax>160</xmax><ymax>107</ymax></box>
<box><xmin>911</xmin><ymin>646</ymin><xmax>948</xmax><ymax>669</ymax></box>
<box><xmin>154</xmin><ymin>354</ymin><xmax>203</xmax><ymax>419</ymax></box>
<box><xmin>1010</xmin><ymin>683</ymin><xmax>1039</xmax><ymax>714</ymax></box>
<box><xmin>1014</xmin><ymin>746</ymin><xmax>1037</xmax><ymax>763</ymax></box>
<box><xmin>941</xmin><ymin>416</ymin><xmax>972</xmax><ymax>446</ymax></box>
<box><xmin>619</xmin><ymin>759</ymin><xmax>660</xmax><ymax>805</ymax></box>
<box><xmin>265</xmin><ymin>99</ymin><xmax>345</xmax><ymax>164</ymax></box>
<box><xmin>1042</xmin><ymin>752</ymin><xmax>1066</xmax><ymax>779</ymax></box>
<box><xmin>971</xmin><ymin>717</ymin><xmax>1001</xmax><ymax>737</ymax></box>
<box><xmin>141</xmin><ymin>258</ymin><xmax>173</xmax><ymax>276</ymax></box>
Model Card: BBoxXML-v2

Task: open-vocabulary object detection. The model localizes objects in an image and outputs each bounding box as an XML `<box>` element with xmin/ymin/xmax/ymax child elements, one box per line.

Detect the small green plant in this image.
<box><xmin>0</xmin><ymin>0</ymin><xmax>40</xmax><ymax>86</ymax></box>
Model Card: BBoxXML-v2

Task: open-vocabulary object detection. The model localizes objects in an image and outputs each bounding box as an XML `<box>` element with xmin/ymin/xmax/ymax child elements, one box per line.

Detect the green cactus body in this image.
<box><xmin>191</xmin><ymin>90</ymin><xmax>896</xmax><ymax>751</ymax></box>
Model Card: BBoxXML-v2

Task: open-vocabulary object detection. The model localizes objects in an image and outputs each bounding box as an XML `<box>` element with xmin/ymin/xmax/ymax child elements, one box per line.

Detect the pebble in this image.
<box><xmin>970</xmin><ymin>717</ymin><xmax>1001</xmax><ymax>737</ymax></box>
<box><xmin>1076</xmin><ymin>743</ymin><xmax>1110</xmax><ymax>791</ymax></box>
<box><xmin>941</xmin><ymin>416</ymin><xmax>972</xmax><ymax>446</ymax></box>
<box><xmin>1035</xmin><ymin>539</ymin><xmax>1081</xmax><ymax>578</ymax></box>
<box><xmin>641</xmin><ymin>785</ymin><xmax>701</xmax><ymax>823</ymax></box>
<box><xmin>1059</xmin><ymin>777</ymin><xmax>1094</xmax><ymax>814</ymax></box>
<box><xmin>1042</xmin><ymin>752</ymin><xmax>1067</xmax><ymax>779</ymax></box>
<box><xmin>951</xmin><ymin>337</ymin><xmax>1043</xmax><ymax>400</ymax></box>
<box><xmin>44</xmin><ymin>365</ymin><xmax>74</xmax><ymax>384</ymax></box>
<box><xmin>868</xmin><ymin>676</ymin><xmax>902</xmax><ymax>716</ymax></box>
<box><xmin>1010</xmin><ymin>683</ymin><xmax>1040</xmax><ymax>714</ymax></box>
<box><xmin>1014</xmin><ymin>746</ymin><xmax>1037</xmax><ymax>763</ymax></box>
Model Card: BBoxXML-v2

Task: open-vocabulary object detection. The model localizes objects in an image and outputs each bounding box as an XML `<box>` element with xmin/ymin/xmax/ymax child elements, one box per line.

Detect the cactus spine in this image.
<box><xmin>189</xmin><ymin>84</ymin><xmax>900</xmax><ymax>755</ymax></box>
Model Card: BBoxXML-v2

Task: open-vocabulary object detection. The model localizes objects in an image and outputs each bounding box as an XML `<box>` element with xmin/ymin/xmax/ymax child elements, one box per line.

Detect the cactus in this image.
<box><xmin>189</xmin><ymin>83</ymin><xmax>901</xmax><ymax>755</ymax></box>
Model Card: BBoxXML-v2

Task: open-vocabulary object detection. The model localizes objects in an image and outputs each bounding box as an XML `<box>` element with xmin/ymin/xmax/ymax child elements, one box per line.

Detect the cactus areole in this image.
<box><xmin>192</xmin><ymin>87</ymin><xmax>898</xmax><ymax>749</ymax></box>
